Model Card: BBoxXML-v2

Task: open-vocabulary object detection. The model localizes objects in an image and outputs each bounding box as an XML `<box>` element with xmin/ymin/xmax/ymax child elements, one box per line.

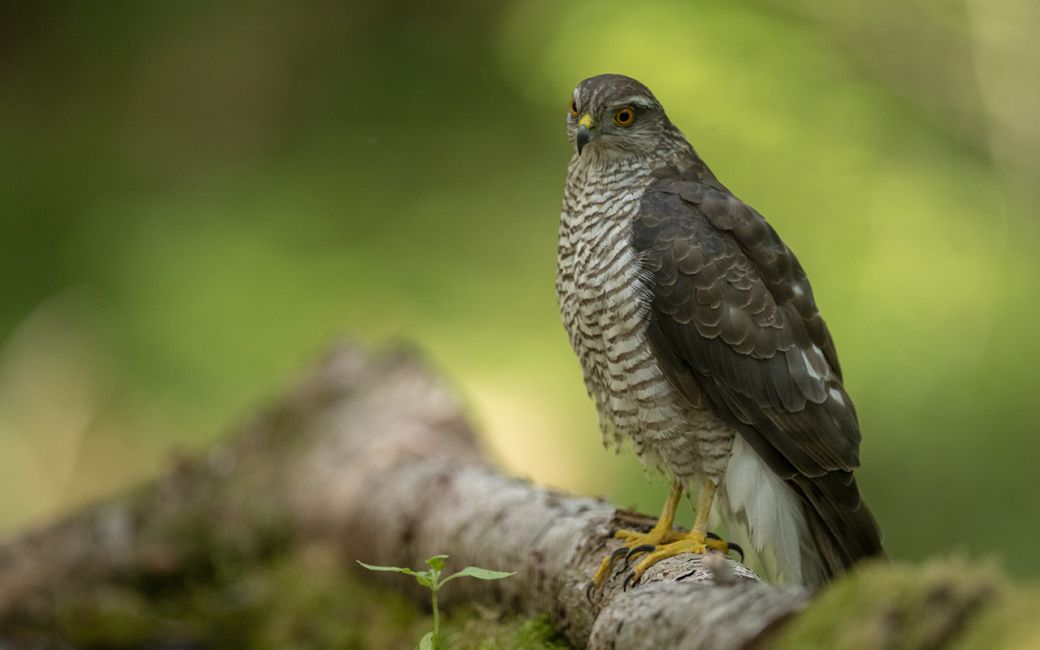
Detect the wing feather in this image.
<box><xmin>634</xmin><ymin>179</ymin><xmax>883</xmax><ymax>581</ymax></box>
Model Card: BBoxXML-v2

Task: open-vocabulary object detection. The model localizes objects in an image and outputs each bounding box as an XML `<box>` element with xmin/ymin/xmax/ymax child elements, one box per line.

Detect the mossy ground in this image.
<box><xmin>772</xmin><ymin>558</ymin><xmax>1040</xmax><ymax>650</ymax></box>
<box><xmin>10</xmin><ymin>545</ymin><xmax>571</xmax><ymax>649</ymax></box>
<box><xmin>11</xmin><ymin>545</ymin><xmax>1040</xmax><ymax>648</ymax></box>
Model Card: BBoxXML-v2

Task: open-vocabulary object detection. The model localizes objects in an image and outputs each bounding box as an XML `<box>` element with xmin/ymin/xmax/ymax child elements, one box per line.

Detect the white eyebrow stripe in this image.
<box><xmin>616</xmin><ymin>95</ymin><xmax>655</xmax><ymax>108</ymax></box>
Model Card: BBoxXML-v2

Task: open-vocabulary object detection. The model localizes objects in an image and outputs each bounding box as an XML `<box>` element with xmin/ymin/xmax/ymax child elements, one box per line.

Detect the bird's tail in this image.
<box><xmin>795</xmin><ymin>471</ymin><xmax>885</xmax><ymax>585</ymax></box>
<box><xmin>723</xmin><ymin>437</ymin><xmax>816</xmax><ymax>584</ymax></box>
<box><xmin>723</xmin><ymin>437</ymin><xmax>884</xmax><ymax>587</ymax></box>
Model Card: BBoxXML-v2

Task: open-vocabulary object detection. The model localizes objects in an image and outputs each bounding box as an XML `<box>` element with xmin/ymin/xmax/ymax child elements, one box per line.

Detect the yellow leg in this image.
<box><xmin>591</xmin><ymin>480</ymin><xmax>687</xmax><ymax>587</ymax></box>
<box><xmin>615</xmin><ymin>480</ymin><xmax>685</xmax><ymax>544</ymax></box>
<box><xmin>626</xmin><ymin>479</ymin><xmax>732</xmax><ymax>586</ymax></box>
<box><xmin>692</xmin><ymin>479</ymin><xmax>716</xmax><ymax>538</ymax></box>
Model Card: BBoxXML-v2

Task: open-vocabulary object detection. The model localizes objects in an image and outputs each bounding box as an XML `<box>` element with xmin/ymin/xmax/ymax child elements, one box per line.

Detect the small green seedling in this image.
<box><xmin>357</xmin><ymin>554</ymin><xmax>515</xmax><ymax>649</ymax></box>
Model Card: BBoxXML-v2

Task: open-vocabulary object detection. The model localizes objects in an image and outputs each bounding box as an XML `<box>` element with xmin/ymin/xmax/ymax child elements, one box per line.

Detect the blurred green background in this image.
<box><xmin>1</xmin><ymin>0</ymin><xmax>1038</xmax><ymax>576</ymax></box>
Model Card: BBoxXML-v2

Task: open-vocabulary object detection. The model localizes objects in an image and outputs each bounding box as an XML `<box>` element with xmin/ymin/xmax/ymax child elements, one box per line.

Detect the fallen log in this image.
<box><xmin>0</xmin><ymin>343</ymin><xmax>1029</xmax><ymax>648</ymax></box>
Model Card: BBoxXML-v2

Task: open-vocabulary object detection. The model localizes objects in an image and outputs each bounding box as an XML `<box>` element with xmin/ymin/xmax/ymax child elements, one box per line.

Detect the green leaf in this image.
<box><xmin>415</xmin><ymin>571</ymin><xmax>436</xmax><ymax>589</ymax></box>
<box><xmin>356</xmin><ymin>560</ymin><xmax>419</xmax><ymax>577</ymax></box>
<box><xmin>425</xmin><ymin>554</ymin><xmax>449</xmax><ymax>572</ymax></box>
<box><xmin>417</xmin><ymin>631</ymin><xmax>434</xmax><ymax>650</ymax></box>
<box><xmin>441</xmin><ymin>566</ymin><xmax>516</xmax><ymax>585</ymax></box>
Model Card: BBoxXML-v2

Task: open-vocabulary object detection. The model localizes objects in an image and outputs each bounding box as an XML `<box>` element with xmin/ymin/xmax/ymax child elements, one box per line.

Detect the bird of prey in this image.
<box><xmin>556</xmin><ymin>74</ymin><xmax>883</xmax><ymax>587</ymax></box>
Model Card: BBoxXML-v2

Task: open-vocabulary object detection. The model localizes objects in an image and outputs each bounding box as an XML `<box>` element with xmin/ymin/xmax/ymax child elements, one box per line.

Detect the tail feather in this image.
<box><xmin>794</xmin><ymin>472</ymin><xmax>885</xmax><ymax>582</ymax></box>
<box><xmin>724</xmin><ymin>437</ymin><xmax>816</xmax><ymax>584</ymax></box>
<box><xmin>724</xmin><ymin>437</ymin><xmax>883</xmax><ymax>587</ymax></box>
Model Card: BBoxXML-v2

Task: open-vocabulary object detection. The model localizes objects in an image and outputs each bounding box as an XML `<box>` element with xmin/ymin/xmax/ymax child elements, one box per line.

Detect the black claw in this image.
<box><xmin>607</xmin><ymin>528</ymin><xmax>618</xmax><ymax>538</ymax></box>
<box><xmin>608</xmin><ymin>546</ymin><xmax>629</xmax><ymax>567</ymax></box>
<box><xmin>624</xmin><ymin>544</ymin><xmax>655</xmax><ymax>566</ymax></box>
<box><xmin>585</xmin><ymin>581</ymin><xmax>595</xmax><ymax>603</ymax></box>
<box><xmin>728</xmin><ymin>542</ymin><xmax>745</xmax><ymax>563</ymax></box>
<box><xmin>704</xmin><ymin>531</ymin><xmax>743</xmax><ymax>562</ymax></box>
<box><xmin>623</xmin><ymin>571</ymin><xmax>640</xmax><ymax>591</ymax></box>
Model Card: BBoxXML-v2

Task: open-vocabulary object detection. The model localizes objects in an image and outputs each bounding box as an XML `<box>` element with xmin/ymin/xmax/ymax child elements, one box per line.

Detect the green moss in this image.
<box><xmin>952</xmin><ymin>585</ymin><xmax>1040</xmax><ymax>650</ymax></box>
<box><xmin>53</xmin><ymin>587</ymin><xmax>155</xmax><ymax>648</ymax></box>
<box><xmin>35</xmin><ymin>546</ymin><xmax>571</xmax><ymax>649</ymax></box>
<box><xmin>771</xmin><ymin>558</ymin><xmax>1008</xmax><ymax>650</ymax></box>
<box><xmin>47</xmin><ymin>532</ymin><xmax>1040</xmax><ymax>650</ymax></box>
<box><xmin>442</xmin><ymin>609</ymin><xmax>571</xmax><ymax>649</ymax></box>
<box><xmin>246</xmin><ymin>549</ymin><xmax>430</xmax><ymax>649</ymax></box>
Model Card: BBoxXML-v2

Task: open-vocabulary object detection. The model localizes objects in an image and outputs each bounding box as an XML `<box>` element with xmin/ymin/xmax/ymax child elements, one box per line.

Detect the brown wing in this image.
<box><xmin>633</xmin><ymin>178</ymin><xmax>883</xmax><ymax>579</ymax></box>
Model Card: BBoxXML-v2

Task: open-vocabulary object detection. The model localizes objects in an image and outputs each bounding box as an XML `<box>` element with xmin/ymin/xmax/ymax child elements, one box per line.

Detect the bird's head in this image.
<box><xmin>566</xmin><ymin>74</ymin><xmax>671</xmax><ymax>163</ymax></box>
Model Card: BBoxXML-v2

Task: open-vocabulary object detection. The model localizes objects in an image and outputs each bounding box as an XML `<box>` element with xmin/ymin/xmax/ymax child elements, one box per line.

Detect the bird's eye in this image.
<box><xmin>569</xmin><ymin>98</ymin><xmax>579</xmax><ymax>118</ymax></box>
<box><xmin>613</xmin><ymin>106</ymin><xmax>635</xmax><ymax>127</ymax></box>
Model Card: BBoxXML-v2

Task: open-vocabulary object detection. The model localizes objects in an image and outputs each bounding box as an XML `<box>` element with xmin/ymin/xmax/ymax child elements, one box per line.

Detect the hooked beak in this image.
<box><xmin>576</xmin><ymin>113</ymin><xmax>595</xmax><ymax>155</ymax></box>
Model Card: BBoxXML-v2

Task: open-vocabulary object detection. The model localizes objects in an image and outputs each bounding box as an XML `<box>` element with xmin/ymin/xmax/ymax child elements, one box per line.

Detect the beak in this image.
<box><xmin>576</xmin><ymin>114</ymin><xmax>595</xmax><ymax>155</ymax></box>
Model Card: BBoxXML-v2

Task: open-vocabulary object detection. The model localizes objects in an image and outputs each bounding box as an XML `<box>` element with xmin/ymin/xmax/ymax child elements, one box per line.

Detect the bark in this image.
<box><xmin>0</xmin><ymin>343</ymin><xmax>1024</xmax><ymax>648</ymax></box>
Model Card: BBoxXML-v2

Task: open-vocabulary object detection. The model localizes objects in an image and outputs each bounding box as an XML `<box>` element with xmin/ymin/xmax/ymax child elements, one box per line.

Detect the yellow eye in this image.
<box><xmin>568</xmin><ymin>97</ymin><xmax>579</xmax><ymax>118</ymax></box>
<box><xmin>613</xmin><ymin>106</ymin><xmax>635</xmax><ymax>126</ymax></box>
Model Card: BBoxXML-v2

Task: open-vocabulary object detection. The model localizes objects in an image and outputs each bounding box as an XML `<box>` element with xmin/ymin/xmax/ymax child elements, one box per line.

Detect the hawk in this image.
<box><xmin>556</xmin><ymin>74</ymin><xmax>883</xmax><ymax>587</ymax></box>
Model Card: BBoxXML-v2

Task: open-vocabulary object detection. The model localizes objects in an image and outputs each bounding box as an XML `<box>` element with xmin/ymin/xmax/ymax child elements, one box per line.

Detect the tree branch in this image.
<box><xmin>0</xmin><ymin>343</ymin><xmax>1015</xmax><ymax>648</ymax></box>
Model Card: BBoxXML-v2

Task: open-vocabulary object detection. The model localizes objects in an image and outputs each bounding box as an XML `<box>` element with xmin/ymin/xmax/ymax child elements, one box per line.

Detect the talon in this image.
<box><xmin>585</xmin><ymin>581</ymin><xmax>595</xmax><ymax>603</ymax></box>
<box><xmin>704</xmin><ymin>533</ymin><xmax>732</xmax><ymax>555</ymax></box>
<box><xmin>590</xmin><ymin>481</ymin><xmax>710</xmax><ymax>592</ymax></box>
<box><xmin>609</xmin><ymin>546</ymin><xmax>630</xmax><ymax>565</ymax></box>
<box><xmin>623</xmin><ymin>571</ymin><xmax>639</xmax><ymax>591</ymax></box>
<box><xmin>702</xmin><ymin>535</ymin><xmax>742</xmax><ymax>562</ymax></box>
<box><xmin>624</xmin><ymin>544</ymin><xmax>655</xmax><ymax>565</ymax></box>
<box><xmin>590</xmin><ymin>544</ymin><xmax>637</xmax><ymax>590</ymax></box>
<box><xmin>728</xmin><ymin>542</ymin><xmax>744</xmax><ymax>563</ymax></box>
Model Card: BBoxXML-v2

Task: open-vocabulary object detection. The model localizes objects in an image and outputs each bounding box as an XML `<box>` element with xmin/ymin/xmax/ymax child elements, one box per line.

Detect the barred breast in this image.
<box><xmin>557</xmin><ymin>157</ymin><xmax>735</xmax><ymax>484</ymax></box>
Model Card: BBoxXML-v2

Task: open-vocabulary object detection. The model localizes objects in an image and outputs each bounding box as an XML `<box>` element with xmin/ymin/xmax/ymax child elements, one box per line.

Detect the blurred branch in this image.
<box><xmin>0</xmin><ymin>343</ymin><xmax>1029</xmax><ymax>648</ymax></box>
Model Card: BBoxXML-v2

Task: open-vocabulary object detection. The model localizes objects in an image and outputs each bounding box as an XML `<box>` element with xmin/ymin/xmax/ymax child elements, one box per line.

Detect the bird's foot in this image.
<box><xmin>622</xmin><ymin>531</ymin><xmax>740</xmax><ymax>589</ymax></box>
<box><xmin>589</xmin><ymin>525</ymin><xmax>687</xmax><ymax>589</ymax></box>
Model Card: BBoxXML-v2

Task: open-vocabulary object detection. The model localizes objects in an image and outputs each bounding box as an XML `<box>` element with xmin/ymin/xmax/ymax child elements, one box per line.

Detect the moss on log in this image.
<box><xmin>0</xmin><ymin>343</ymin><xmax>1038</xmax><ymax>649</ymax></box>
